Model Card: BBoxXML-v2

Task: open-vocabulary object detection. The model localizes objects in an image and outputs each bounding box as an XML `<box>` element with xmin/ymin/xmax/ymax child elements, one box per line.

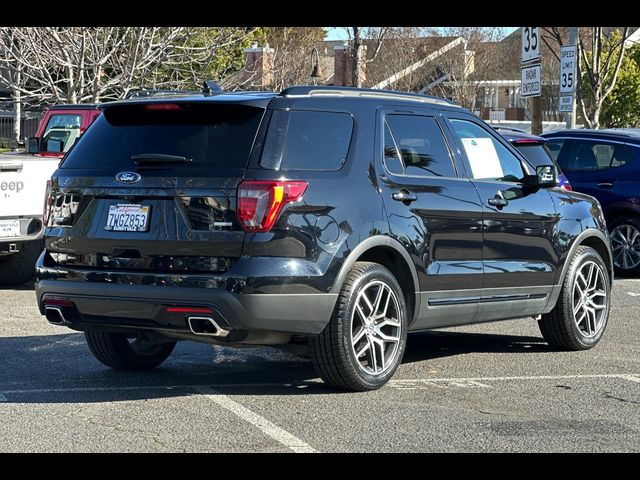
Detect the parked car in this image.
<box><xmin>35</xmin><ymin>86</ymin><xmax>613</xmax><ymax>391</ymax></box>
<box><xmin>494</xmin><ymin>126</ymin><xmax>571</xmax><ymax>190</ymax></box>
<box><xmin>542</xmin><ymin>129</ymin><xmax>640</xmax><ymax>276</ymax></box>
<box><xmin>0</xmin><ymin>104</ymin><xmax>100</xmax><ymax>286</ymax></box>
<box><xmin>27</xmin><ymin>104</ymin><xmax>101</xmax><ymax>157</ymax></box>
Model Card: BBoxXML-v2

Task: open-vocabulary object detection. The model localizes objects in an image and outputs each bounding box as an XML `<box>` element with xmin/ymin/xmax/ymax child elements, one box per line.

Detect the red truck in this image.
<box><xmin>26</xmin><ymin>104</ymin><xmax>101</xmax><ymax>156</ymax></box>
<box><xmin>0</xmin><ymin>104</ymin><xmax>100</xmax><ymax>285</ymax></box>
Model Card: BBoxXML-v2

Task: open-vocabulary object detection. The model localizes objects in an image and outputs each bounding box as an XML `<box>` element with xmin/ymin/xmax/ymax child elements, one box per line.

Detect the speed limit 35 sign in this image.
<box><xmin>560</xmin><ymin>45</ymin><xmax>577</xmax><ymax>93</ymax></box>
<box><xmin>521</xmin><ymin>27</ymin><xmax>540</xmax><ymax>63</ymax></box>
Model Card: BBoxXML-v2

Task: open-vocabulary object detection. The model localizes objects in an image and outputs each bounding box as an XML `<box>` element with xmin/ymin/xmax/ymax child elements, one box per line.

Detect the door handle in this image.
<box><xmin>392</xmin><ymin>190</ymin><xmax>417</xmax><ymax>203</ymax></box>
<box><xmin>488</xmin><ymin>196</ymin><xmax>509</xmax><ymax>208</ymax></box>
<box><xmin>597</xmin><ymin>182</ymin><xmax>614</xmax><ymax>189</ymax></box>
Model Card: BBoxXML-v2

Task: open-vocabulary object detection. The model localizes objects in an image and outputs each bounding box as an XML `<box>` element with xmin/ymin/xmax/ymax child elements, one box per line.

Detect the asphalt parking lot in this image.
<box><xmin>1</xmin><ymin>279</ymin><xmax>639</xmax><ymax>453</ymax></box>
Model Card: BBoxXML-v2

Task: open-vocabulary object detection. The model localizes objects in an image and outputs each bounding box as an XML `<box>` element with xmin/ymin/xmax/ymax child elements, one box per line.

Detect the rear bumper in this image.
<box><xmin>0</xmin><ymin>216</ymin><xmax>44</xmax><ymax>252</ymax></box>
<box><xmin>35</xmin><ymin>262</ymin><xmax>337</xmax><ymax>337</ymax></box>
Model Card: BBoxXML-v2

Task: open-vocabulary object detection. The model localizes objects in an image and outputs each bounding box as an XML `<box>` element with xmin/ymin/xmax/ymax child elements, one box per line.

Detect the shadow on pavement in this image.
<box><xmin>0</xmin><ymin>281</ymin><xmax>35</xmax><ymax>291</ymax></box>
<box><xmin>0</xmin><ymin>329</ymin><xmax>551</xmax><ymax>402</ymax></box>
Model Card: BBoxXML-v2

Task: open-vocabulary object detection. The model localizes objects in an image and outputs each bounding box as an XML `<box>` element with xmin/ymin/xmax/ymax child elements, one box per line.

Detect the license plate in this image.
<box><xmin>0</xmin><ymin>219</ymin><xmax>20</xmax><ymax>237</ymax></box>
<box><xmin>105</xmin><ymin>204</ymin><xmax>151</xmax><ymax>232</ymax></box>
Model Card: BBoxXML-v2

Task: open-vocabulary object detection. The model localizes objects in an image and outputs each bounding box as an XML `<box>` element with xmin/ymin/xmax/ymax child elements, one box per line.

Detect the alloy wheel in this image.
<box><xmin>350</xmin><ymin>280</ymin><xmax>402</xmax><ymax>375</ymax></box>
<box><xmin>611</xmin><ymin>224</ymin><xmax>640</xmax><ymax>271</ymax></box>
<box><xmin>572</xmin><ymin>260</ymin><xmax>608</xmax><ymax>338</ymax></box>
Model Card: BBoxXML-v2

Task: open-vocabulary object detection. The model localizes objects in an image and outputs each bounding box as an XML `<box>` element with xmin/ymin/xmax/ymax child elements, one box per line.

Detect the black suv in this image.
<box><xmin>36</xmin><ymin>86</ymin><xmax>613</xmax><ymax>391</ymax></box>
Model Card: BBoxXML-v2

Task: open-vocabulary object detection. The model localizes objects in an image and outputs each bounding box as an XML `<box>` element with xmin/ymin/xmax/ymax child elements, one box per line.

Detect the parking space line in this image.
<box><xmin>620</xmin><ymin>375</ymin><xmax>640</xmax><ymax>384</ymax></box>
<box><xmin>390</xmin><ymin>373</ymin><xmax>640</xmax><ymax>385</ymax></box>
<box><xmin>193</xmin><ymin>387</ymin><xmax>317</xmax><ymax>453</ymax></box>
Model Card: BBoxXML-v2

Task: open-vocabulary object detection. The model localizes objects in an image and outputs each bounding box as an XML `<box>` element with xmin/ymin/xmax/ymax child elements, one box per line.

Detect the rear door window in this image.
<box><xmin>260</xmin><ymin>110</ymin><xmax>353</xmax><ymax>170</ymax></box>
<box><xmin>60</xmin><ymin>103</ymin><xmax>264</xmax><ymax>172</ymax></box>
<box><xmin>565</xmin><ymin>140</ymin><xmax>632</xmax><ymax>171</ymax></box>
<box><xmin>384</xmin><ymin>114</ymin><xmax>457</xmax><ymax>178</ymax></box>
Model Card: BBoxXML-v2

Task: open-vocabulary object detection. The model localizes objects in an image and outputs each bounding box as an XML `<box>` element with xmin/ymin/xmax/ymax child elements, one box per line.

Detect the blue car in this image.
<box><xmin>495</xmin><ymin>127</ymin><xmax>572</xmax><ymax>190</ymax></box>
<box><xmin>542</xmin><ymin>129</ymin><xmax>640</xmax><ymax>276</ymax></box>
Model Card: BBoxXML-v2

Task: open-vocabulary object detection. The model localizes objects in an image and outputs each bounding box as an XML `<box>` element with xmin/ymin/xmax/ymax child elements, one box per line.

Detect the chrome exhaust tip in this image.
<box><xmin>187</xmin><ymin>316</ymin><xmax>230</xmax><ymax>337</ymax></box>
<box><xmin>44</xmin><ymin>306</ymin><xmax>67</xmax><ymax>326</ymax></box>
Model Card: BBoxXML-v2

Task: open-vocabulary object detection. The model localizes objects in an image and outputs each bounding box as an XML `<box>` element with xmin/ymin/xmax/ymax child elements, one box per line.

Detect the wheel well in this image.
<box><xmin>357</xmin><ymin>246</ymin><xmax>416</xmax><ymax>323</ymax></box>
<box><xmin>581</xmin><ymin>236</ymin><xmax>613</xmax><ymax>282</ymax></box>
<box><xmin>605</xmin><ymin>208</ymin><xmax>639</xmax><ymax>226</ymax></box>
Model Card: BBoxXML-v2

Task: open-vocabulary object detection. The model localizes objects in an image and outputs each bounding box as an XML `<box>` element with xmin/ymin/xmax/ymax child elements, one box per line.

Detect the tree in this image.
<box><xmin>427</xmin><ymin>27</ymin><xmax>508</xmax><ymax>110</ymax></box>
<box><xmin>579</xmin><ymin>28</ymin><xmax>631</xmax><ymax>128</ymax></box>
<box><xmin>0</xmin><ymin>27</ymin><xmax>263</xmax><ymax>143</ymax></box>
<box><xmin>600</xmin><ymin>44</ymin><xmax>640</xmax><ymax>127</ymax></box>
<box><xmin>542</xmin><ymin>27</ymin><xmax>632</xmax><ymax>129</ymax></box>
<box><xmin>148</xmin><ymin>27</ymin><xmax>265</xmax><ymax>90</ymax></box>
<box><xmin>0</xmin><ymin>29</ymin><xmax>24</xmax><ymax>146</ymax></box>
<box><xmin>0</xmin><ymin>27</ymin><xmax>261</xmax><ymax>104</ymax></box>
<box><xmin>264</xmin><ymin>27</ymin><xmax>326</xmax><ymax>91</ymax></box>
<box><xmin>352</xmin><ymin>27</ymin><xmax>389</xmax><ymax>88</ymax></box>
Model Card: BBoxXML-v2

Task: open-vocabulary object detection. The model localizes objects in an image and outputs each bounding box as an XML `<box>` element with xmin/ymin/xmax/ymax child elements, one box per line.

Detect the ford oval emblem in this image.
<box><xmin>115</xmin><ymin>172</ymin><xmax>142</xmax><ymax>184</ymax></box>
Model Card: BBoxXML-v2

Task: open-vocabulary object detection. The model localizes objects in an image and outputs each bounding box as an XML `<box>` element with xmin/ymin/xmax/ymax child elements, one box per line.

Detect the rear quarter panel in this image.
<box><xmin>547</xmin><ymin>187</ymin><xmax>610</xmax><ymax>285</ymax></box>
<box><xmin>240</xmin><ymin>99</ymin><xmax>387</xmax><ymax>295</ymax></box>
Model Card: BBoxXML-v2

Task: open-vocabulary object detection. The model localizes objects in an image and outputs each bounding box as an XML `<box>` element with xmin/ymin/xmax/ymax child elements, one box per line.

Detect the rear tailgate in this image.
<box><xmin>0</xmin><ymin>153</ymin><xmax>58</xmax><ymax>217</ymax></box>
<box><xmin>45</xmin><ymin>101</ymin><xmax>266</xmax><ymax>272</ymax></box>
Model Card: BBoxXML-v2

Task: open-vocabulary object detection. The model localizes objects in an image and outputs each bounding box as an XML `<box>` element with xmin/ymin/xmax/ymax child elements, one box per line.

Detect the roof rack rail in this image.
<box><xmin>279</xmin><ymin>85</ymin><xmax>459</xmax><ymax>107</ymax></box>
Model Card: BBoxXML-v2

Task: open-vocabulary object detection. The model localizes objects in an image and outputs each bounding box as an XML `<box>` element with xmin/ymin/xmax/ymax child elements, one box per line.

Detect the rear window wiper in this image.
<box><xmin>131</xmin><ymin>154</ymin><xmax>193</xmax><ymax>165</ymax></box>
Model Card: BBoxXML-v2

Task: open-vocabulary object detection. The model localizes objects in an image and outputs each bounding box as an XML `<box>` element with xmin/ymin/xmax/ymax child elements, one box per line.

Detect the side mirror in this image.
<box><xmin>535</xmin><ymin>165</ymin><xmax>557</xmax><ymax>187</ymax></box>
<box><xmin>27</xmin><ymin>137</ymin><xmax>39</xmax><ymax>154</ymax></box>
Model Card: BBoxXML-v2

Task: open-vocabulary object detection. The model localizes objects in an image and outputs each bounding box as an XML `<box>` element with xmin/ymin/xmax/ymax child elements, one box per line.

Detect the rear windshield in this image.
<box><xmin>60</xmin><ymin>103</ymin><xmax>264</xmax><ymax>170</ymax></box>
<box><xmin>514</xmin><ymin>143</ymin><xmax>560</xmax><ymax>169</ymax></box>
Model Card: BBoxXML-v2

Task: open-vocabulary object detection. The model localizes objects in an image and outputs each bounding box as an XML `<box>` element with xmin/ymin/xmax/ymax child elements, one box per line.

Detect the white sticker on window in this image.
<box><xmin>461</xmin><ymin>137</ymin><xmax>503</xmax><ymax>180</ymax></box>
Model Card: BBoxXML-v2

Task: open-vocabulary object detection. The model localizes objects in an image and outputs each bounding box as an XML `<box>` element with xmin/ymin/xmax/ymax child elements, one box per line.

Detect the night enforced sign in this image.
<box><xmin>522</xmin><ymin>27</ymin><xmax>540</xmax><ymax>63</ymax></box>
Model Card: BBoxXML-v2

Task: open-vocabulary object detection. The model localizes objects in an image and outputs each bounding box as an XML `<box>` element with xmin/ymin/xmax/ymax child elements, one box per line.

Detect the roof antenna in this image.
<box><xmin>202</xmin><ymin>80</ymin><xmax>223</xmax><ymax>96</ymax></box>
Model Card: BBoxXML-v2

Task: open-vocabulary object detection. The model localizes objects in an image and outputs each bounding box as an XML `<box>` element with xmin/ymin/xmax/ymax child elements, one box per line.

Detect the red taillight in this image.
<box><xmin>144</xmin><ymin>103</ymin><xmax>182</xmax><ymax>111</ymax></box>
<box><xmin>42</xmin><ymin>297</ymin><xmax>74</xmax><ymax>307</ymax></box>
<box><xmin>237</xmin><ymin>180</ymin><xmax>308</xmax><ymax>233</ymax></box>
<box><xmin>43</xmin><ymin>179</ymin><xmax>53</xmax><ymax>226</ymax></box>
<box><xmin>166</xmin><ymin>307</ymin><xmax>212</xmax><ymax>314</ymax></box>
<box><xmin>561</xmin><ymin>183</ymin><xmax>573</xmax><ymax>191</ymax></box>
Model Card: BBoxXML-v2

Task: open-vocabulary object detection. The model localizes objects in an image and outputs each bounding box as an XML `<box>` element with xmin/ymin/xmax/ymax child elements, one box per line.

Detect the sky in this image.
<box><xmin>324</xmin><ymin>27</ymin><xmax>518</xmax><ymax>41</ymax></box>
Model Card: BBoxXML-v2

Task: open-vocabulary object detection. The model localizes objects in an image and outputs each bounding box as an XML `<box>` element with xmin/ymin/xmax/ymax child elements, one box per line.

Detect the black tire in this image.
<box><xmin>310</xmin><ymin>261</ymin><xmax>408</xmax><ymax>391</ymax></box>
<box><xmin>539</xmin><ymin>246</ymin><xmax>611</xmax><ymax>350</ymax></box>
<box><xmin>608</xmin><ymin>216</ymin><xmax>640</xmax><ymax>276</ymax></box>
<box><xmin>0</xmin><ymin>239</ymin><xmax>43</xmax><ymax>286</ymax></box>
<box><xmin>84</xmin><ymin>330</ymin><xmax>176</xmax><ymax>370</ymax></box>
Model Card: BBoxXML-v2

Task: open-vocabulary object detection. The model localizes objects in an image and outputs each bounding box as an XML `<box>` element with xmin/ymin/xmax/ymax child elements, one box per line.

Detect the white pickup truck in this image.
<box><xmin>0</xmin><ymin>153</ymin><xmax>59</xmax><ymax>285</ymax></box>
<box><xmin>0</xmin><ymin>103</ymin><xmax>100</xmax><ymax>285</ymax></box>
